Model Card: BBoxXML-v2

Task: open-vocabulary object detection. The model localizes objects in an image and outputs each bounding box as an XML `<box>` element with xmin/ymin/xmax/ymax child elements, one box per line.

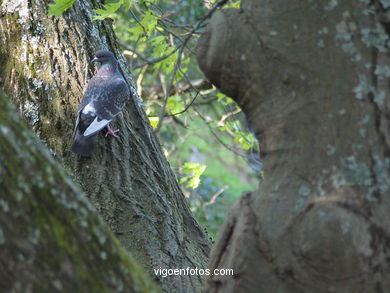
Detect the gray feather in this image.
<box><xmin>72</xmin><ymin>50</ymin><xmax>130</xmax><ymax>156</ymax></box>
<box><xmin>72</xmin><ymin>130</ymin><xmax>97</xmax><ymax>157</ymax></box>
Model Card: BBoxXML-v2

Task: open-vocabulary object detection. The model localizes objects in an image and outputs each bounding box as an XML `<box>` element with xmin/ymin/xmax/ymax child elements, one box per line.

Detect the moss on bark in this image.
<box><xmin>0</xmin><ymin>90</ymin><xmax>159</xmax><ymax>292</ymax></box>
<box><xmin>197</xmin><ymin>1</ymin><xmax>390</xmax><ymax>292</ymax></box>
<box><xmin>0</xmin><ymin>1</ymin><xmax>210</xmax><ymax>292</ymax></box>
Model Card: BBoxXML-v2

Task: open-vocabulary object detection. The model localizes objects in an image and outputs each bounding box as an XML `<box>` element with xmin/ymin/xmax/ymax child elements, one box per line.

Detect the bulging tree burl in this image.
<box><xmin>197</xmin><ymin>0</ymin><xmax>390</xmax><ymax>292</ymax></box>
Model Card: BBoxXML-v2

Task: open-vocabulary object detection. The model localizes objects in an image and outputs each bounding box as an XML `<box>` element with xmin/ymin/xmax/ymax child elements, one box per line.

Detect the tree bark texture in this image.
<box><xmin>0</xmin><ymin>1</ymin><xmax>210</xmax><ymax>292</ymax></box>
<box><xmin>0</xmin><ymin>90</ymin><xmax>158</xmax><ymax>293</ymax></box>
<box><xmin>197</xmin><ymin>1</ymin><xmax>390</xmax><ymax>292</ymax></box>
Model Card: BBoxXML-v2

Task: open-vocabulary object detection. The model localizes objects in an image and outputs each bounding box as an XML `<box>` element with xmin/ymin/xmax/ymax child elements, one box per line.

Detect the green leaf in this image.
<box><xmin>159</xmin><ymin>51</ymin><xmax>178</xmax><ymax>75</ymax></box>
<box><xmin>129</xmin><ymin>26</ymin><xmax>146</xmax><ymax>40</ymax></box>
<box><xmin>123</xmin><ymin>0</ymin><xmax>134</xmax><ymax>10</ymax></box>
<box><xmin>216</xmin><ymin>92</ymin><xmax>235</xmax><ymax>106</ymax></box>
<box><xmin>93</xmin><ymin>0</ymin><xmax>123</xmax><ymax>20</ymax></box>
<box><xmin>148</xmin><ymin>117</ymin><xmax>159</xmax><ymax>128</ymax></box>
<box><xmin>166</xmin><ymin>96</ymin><xmax>184</xmax><ymax>115</ymax></box>
<box><xmin>48</xmin><ymin>0</ymin><xmax>76</xmax><ymax>17</ymax></box>
<box><xmin>140</xmin><ymin>11</ymin><xmax>158</xmax><ymax>35</ymax></box>
<box><xmin>150</xmin><ymin>36</ymin><xmax>165</xmax><ymax>47</ymax></box>
<box><xmin>180</xmin><ymin>162</ymin><xmax>207</xmax><ymax>189</ymax></box>
<box><xmin>152</xmin><ymin>43</ymin><xmax>166</xmax><ymax>57</ymax></box>
<box><xmin>226</xmin><ymin>0</ymin><xmax>241</xmax><ymax>8</ymax></box>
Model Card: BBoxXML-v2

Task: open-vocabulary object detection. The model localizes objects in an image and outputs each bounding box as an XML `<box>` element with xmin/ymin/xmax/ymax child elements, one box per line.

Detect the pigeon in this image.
<box><xmin>72</xmin><ymin>50</ymin><xmax>130</xmax><ymax>156</ymax></box>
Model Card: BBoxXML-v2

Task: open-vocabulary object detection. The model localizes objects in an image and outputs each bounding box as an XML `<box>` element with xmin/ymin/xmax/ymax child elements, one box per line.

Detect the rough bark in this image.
<box><xmin>0</xmin><ymin>90</ymin><xmax>158</xmax><ymax>293</ymax></box>
<box><xmin>197</xmin><ymin>0</ymin><xmax>390</xmax><ymax>292</ymax></box>
<box><xmin>0</xmin><ymin>1</ymin><xmax>210</xmax><ymax>292</ymax></box>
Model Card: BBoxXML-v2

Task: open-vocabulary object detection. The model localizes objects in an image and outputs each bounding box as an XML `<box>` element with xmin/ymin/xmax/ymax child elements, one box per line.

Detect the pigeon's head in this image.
<box><xmin>91</xmin><ymin>50</ymin><xmax>117</xmax><ymax>66</ymax></box>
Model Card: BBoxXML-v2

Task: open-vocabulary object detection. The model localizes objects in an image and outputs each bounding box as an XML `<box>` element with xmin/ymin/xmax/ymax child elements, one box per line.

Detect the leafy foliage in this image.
<box><xmin>187</xmin><ymin>178</ymin><xmax>230</xmax><ymax>238</ymax></box>
<box><xmin>220</xmin><ymin>121</ymin><xmax>257</xmax><ymax>151</ymax></box>
<box><xmin>179</xmin><ymin>162</ymin><xmax>207</xmax><ymax>189</ymax></box>
<box><xmin>48</xmin><ymin>0</ymin><xmax>257</xmax><ymax>240</ymax></box>
<box><xmin>93</xmin><ymin>0</ymin><xmax>126</xmax><ymax>20</ymax></box>
<box><xmin>48</xmin><ymin>0</ymin><xmax>76</xmax><ymax>16</ymax></box>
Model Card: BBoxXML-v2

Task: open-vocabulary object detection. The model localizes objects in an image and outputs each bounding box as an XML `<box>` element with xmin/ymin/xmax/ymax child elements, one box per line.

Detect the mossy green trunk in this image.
<box><xmin>0</xmin><ymin>0</ymin><xmax>210</xmax><ymax>292</ymax></box>
<box><xmin>197</xmin><ymin>0</ymin><xmax>390</xmax><ymax>292</ymax></box>
<box><xmin>0</xmin><ymin>90</ymin><xmax>159</xmax><ymax>292</ymax></box>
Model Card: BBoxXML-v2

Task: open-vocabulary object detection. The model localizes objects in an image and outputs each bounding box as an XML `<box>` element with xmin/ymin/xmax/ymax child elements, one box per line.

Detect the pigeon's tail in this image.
<box><xmin>71</xmin><ymin>130</ymin><xmax>97</xmax><ymax>157</ymax></box>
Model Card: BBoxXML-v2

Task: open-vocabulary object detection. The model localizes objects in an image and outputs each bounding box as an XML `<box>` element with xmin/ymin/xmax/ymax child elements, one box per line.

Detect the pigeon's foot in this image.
<box><xmin>105</xmin><ymin>125</ymin><xmax>120</xmax><ymax>138</ymax></box>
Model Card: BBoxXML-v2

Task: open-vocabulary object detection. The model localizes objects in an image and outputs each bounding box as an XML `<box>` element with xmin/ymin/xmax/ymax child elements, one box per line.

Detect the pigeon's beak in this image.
<box><xmin>91</xmin><ymin>57</ymin><xmax>99</xmax><ymax>63</ymax></box>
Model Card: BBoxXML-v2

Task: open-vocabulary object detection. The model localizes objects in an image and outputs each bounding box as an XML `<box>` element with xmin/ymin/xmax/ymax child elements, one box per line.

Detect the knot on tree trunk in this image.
<box><xmin>290</xmin><ymin>193</ymin><xmax>374</xmax><ymax>282</ymax></box>
<box><xmin>196</xmin><ymin>1</ymin><xmax>390</xmax><ymax>292</ymax></box>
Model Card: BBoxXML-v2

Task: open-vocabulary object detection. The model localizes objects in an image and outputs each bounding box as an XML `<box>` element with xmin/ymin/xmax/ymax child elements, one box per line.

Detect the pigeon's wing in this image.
<box><xmin>71</xmin><ymin>101</ymin><xmax>99</xmax><ymax>156</ymax></box>
<box><xmin>75</xmin><ymin>103</ymin><xmax>102</xmax><ymax>137</ymax></box>
<box><xmin>80</xmin><ymin>76</ymin><xmax>130</xmax><ymax>137</ymax></box>
<box><xmin>72</xmin><ymin>79</ymin><xmax>99</xmax><ymax>139</ymax></box>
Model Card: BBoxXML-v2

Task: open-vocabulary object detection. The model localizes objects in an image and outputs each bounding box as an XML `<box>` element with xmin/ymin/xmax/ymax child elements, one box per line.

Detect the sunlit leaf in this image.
<box><xmin>123</xmin><ymin>0</ymin><xmax>134</xmax><ymax>10</ymax></box>
<box><xmin>48</xmin><ymin>0</ymin><xmax>76</xmax><ymax>17</ymax></box>
<box><xmin>148</xmin><ymin>116</ymin><xmax>159</xmax><ymax>128</ymax></box>
<box><xmin>93</xmin><ymin>0</ymin><xmax>135</xmax><ymax>20</ymax></box>
<box><xmin>93</xmin><ymin>0</ymin><xmax>123</xmax><ymax>20</ymax></box>
<box><xmin>166</xmin><ymin>96</ymin><xmax>184</xmax><ymax>114</ymax></box>
<box><xmin>226</xmin><ymin>0</ymin><xmax>241</xmax><ymax>8</ymax></box>
<box><xmin>140</xmin><ymin>11</ymin><xmax>158</xmax><ymax>35</ymax></box>
<box><xmin>180</xmin><ymin>162</ymin><xmax>207</xmax><ymax>189</ymax></box>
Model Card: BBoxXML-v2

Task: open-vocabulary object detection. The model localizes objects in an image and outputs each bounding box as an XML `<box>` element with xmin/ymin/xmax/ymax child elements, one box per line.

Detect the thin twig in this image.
<box><xmin>120</xmin><ymin>39</ymin><xmax>179</xmax><ymax>69</ymax></box>
<box><xmin>169</xmin><ymin>91</ymin><xmax>199</xmax><ymax>116</ymax></box>
<box><xmin>193</xmin><ymin>96</ymin><xmax>218</xmax><ymax>106</ymax></box>
<box><xmin>133</xmin><ymin>49</ymin><xmax>178</xmax><ymax>69</ymax></box>
<box><xmin>193</xmin><ymin>107</ymin><xmax>247</xmax><ymax>158</ymax></box>
<box><xmin>136</xmin><ymin>64</ymin><xmax>149</xmax><ymax>96</ymax></box>
<box><xmin>203</xmin><ymin>186</ymin><xmax>228</xmax><ymax>207</ymax></box>
<box><xmin>172</xmin><ymin>116</ymin><xmax>188</xmax><ymax>129</ymax></box>
<box><xmin>177</xmin><ymin>0</ymin><xmax>229</xmax><ymax>61</ymax></box>
<box><xmin>217</xmin><ymin>108</ymin><xmax>241</xmax><ymax>126</ymax></box>
<box><xmin>148</xmin><ymin>91</ymin><xmax>199</xmax><ymax>118</ymax></box>
<box><xmin>154</xmin><ymin>0</ymin><xmax>229</xmax><ymax>133</ymax></box>
<box><xmin>121</xmin><ymin>42</ymin><xmax>150</xmax><ymax>62</ymax></box>
<box><xmin>130</xmin><ymin>9</ymin><xmax>148</xmax><ymax>36</ymax></box>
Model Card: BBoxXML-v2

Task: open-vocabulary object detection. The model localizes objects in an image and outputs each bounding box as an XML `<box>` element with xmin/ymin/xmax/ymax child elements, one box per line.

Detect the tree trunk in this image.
<box><xmin>0</xmin><ymin>90</ymin><xmax>158</xmax><ymax>292</ymax></box>
<box><xmin>0</xmin><ymin>1</ymin><xmax>210</xmax><ymax>292</ymax></box>
<box><xmin>197</xmin><ymin>1</ymin><xmax>390</xmax><ymax>292</ymax></box>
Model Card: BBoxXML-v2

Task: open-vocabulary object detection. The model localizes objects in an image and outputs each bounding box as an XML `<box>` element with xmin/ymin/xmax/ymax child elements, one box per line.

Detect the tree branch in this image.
<box><xmin>148</xmin><ymin>91</ymin><xmax>200</xmax><ymax>118</ymax></box>
<box><xmin>154</xmin><ymin>0</ymin><xmax>229</xmax><ymax>133</ymax></box>
<box><xmin>203</xmin><ymin>186</ymin><xmax>228</xmax><ymax>207</ymax></box>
